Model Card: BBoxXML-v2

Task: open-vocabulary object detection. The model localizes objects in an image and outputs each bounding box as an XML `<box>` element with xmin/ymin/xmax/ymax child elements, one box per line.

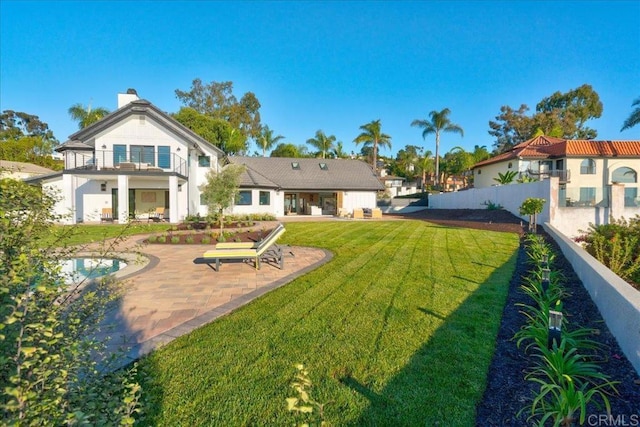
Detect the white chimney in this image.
<box><xmin>117</xmin><ymin>88</ymin><xmax>139</xmax><ymax>108</ymax></box>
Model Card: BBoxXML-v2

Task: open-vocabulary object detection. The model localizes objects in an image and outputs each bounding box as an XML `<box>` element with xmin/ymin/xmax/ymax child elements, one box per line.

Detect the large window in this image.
<box><xmin>259</xmin><ymin>191</ymin><xmax>270</xmax><ymax>206</ymax></box>
<box><xmin>131</xmin><ymin>145</ymin><xmax>155</xmax><ymax>166</ymax></box>
<box><xmin>236</xmin><ymin>191</ymin><xmax>252</xmax><ymax>205</ymax></box>
<box><xmin>198</xmin><ymin>156</ymin><xmax>211</xmax><ymax>167</ymax></box>
<box><xmin>625</xmin><ymin>188</ymin><xmax>639</xmax><ymax>207</ymax></box>
<box><xmin>158</xmin><ymin>146</ymin><xmax>171</xmax><ymax>169</ymax></box>
<box><xmin>612</xmin><ymin>167</ymin><xmax>637</xmax><ymax>183</ymax></box>
<box><xmin>113</xmin><ymin>144</ymin><xmax>127</xmax><ymax>165</ymax></box>
<box><xmin>580</xmin><ymin>159</ymin><xmax>596</xmax><ymax>174</ymax></box>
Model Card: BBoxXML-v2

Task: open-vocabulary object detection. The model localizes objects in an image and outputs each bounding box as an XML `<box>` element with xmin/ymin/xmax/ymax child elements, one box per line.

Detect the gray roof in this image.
<box><xmin>62</xmin><ymin>99</ymin><xmax>225</xmax><ymax>157</ymax></box>
<box><xmin>229</xmin><ymin>156</ymin><xmax>385</xmax><ymax>191</ymax></box>
<box><xmin>55</xmin><ymin>140</ymin><xmax>93</xmax><ymax>152</ymax></box>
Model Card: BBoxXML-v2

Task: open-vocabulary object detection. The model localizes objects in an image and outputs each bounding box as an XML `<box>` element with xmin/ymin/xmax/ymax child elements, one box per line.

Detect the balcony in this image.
<box><xmin>63</xmin><ymin>150</ymin><xmax>188</xmax><ymax>176</ymax></box>
<box><xmin>526</xmin><ymin>168</ymin><xmax>571</xmax><ymax>183</ymax></box>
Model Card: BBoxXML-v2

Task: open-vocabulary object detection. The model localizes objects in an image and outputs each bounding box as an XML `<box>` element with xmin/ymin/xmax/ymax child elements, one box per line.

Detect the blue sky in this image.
<box><xmin>1</xmin><ymin>1</ymin><xmax>639</xmax><ymax>158</ymax></box>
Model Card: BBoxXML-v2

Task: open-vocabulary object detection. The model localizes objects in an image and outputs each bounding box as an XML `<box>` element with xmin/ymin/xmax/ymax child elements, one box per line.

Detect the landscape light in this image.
<box><xmin>541</xmin><ymin>268</ymin><xmax>551</xmax><ymax>293</ymax></box>
<box><xmin>548</xmin><ymin>310</ymin><xmax>563</xmax><ymax>349</ymax></box>
<box><xmin>542</xmin><ymin>254</ymin><xmax>549</xmax><ymax>269</ymax></box>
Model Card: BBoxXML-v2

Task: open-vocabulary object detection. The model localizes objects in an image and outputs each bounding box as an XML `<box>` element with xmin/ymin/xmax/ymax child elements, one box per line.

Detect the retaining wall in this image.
<box><xmin>544</xmin><ymin>223</ymin><xmax>640</xmax><ymax>374</ymax></box>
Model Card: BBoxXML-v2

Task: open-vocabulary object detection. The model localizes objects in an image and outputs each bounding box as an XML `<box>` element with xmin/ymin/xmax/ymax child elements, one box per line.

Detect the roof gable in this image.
<box><xmin>62</xmin><ymin>99</ymin><xmax>224</xmax><ymax>156</ymax></box>
<box><xmin>230</xmin><ymin>157</ymin><xmax>385</xmax><ymax>191</ymax></box>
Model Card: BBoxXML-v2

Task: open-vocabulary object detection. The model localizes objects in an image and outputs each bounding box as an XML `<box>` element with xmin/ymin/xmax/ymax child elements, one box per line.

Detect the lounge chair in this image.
<box><xmin>352</xmin><ymin>208</ymin><xmax>364</xmax><ymax>219</ymax></box>
<box><xmin>100</xmin><ymin>208</ymin><xmax>113</xmax><ymax>223</ymax></box>
<box><xmin>199</xmin><ymin>224</ymin><xmax>286</xmax><ymax>271</ymax></box>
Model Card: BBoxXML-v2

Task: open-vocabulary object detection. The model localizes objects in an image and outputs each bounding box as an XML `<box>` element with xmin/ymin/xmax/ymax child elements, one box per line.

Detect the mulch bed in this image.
<box><xmin>143</xmin><ymin>228</ymin><xmax>273</xmax><ymax>245</ymax></box>
<box><xmin>395</xmin><ymin>209</ymin><xmax>640</xmax><ymax>424</ymax></box>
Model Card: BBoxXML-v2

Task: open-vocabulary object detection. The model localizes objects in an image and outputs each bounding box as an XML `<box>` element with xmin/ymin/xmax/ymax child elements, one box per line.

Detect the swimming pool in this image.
<box><xmin>60</xmin><ymin>257</ymin><xmax>128</xmax><ymax>284</ymax></box>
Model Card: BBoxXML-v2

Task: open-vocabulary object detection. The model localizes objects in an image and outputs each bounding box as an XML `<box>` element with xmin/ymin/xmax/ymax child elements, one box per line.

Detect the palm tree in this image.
<box><xmin>353</xmin><ymin>119</ymin><xmax>392</xmax><ymax>172</ymax></box>
<box><xmin>418</xmin><ymin>149</ymin><xmax>434</xmax><ymax>190</ymax></box>
<box><xmin>331</xmin><ymin>141</ymin><xmax>348</xmax><ymax>158</ymax></box>
<box><xmin>257</xmin><ymin>125</ymin><xmax>284</xmax><ymax>157</ymax></box>
<box><xmin>621</xmin><ymin>97</ymin><xmax>640</xmax><ymax>131</ymax></box>
<box><xmin>411</xmin><ymin>108</ymin><xmax>464</xmax><ymax>188</ymax></box>
<box><xmin>68</xmin><ymin>103</ymin><xmax>110</xmax><ymax>129</ymax></box>
<box><xmin>306</xmin><ymin>130</ymin><xmax>337</xmax><ymax>159</ymax></box>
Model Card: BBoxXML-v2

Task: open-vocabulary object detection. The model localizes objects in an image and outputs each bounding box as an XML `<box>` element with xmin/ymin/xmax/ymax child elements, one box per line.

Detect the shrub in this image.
<box><xmin>147</xmin><ymin>235</ymin><xmax>158</xmax><ymax>243</ymax></box>
<box><xmin>185</xmin><ymin>235</ymin><xmax>195</xmax><ymax>244</ymax></box>
<box><xmin>0</xmin><ymin>178</ymin><xmax>142</xmax><ymax>424</ymax></box>
<box><xmin>201</xmin><ymin>236</ymin><xmax>211</xmax><ymax>244</ymax></box>
<box><xmin>157</xmin><ymin>235</ymin><xmax>167</xmax><ymax>243</ymax></box>
<box><xmin>482</xmin><ymin>200</ymin><xmax>503</xmax><ymax>210</ymax></box>
<box><xmin>170</xmin><ymin>236</ymin><xmax>180</xmax><ymax>244</ymax></box>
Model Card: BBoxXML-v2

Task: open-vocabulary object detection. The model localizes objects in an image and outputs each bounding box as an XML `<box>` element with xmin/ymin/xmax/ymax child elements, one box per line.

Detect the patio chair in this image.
<box><xmin>100</xmin><ymin>208</ymin><xmax>113</xmax><ymax>223</ymax></box>
<box><xmin>150</xmin><ymin>207</ymin><xmax>166</xmax><ymax>222</ymax></box>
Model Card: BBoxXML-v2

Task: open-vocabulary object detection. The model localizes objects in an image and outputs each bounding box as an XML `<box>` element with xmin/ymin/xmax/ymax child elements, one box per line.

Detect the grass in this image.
<box><xmin>133</xmin><ymin>220</ymin><xmax>520</xmax><ymax>425</ymax></box>
<box><xmin>44</xmin><ymin>223</ymin><xmax>171</xmax><ymax>246</ymax></box>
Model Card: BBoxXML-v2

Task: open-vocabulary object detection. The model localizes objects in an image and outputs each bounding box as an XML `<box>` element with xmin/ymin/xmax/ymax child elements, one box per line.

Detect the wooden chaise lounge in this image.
<box><xmin>200</xmin><ymin>223</ymin><xmax>286</xmax><ymax>271</ymax></box>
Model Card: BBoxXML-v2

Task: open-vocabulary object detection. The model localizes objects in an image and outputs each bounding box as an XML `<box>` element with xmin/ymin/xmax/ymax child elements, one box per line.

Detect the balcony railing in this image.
<box><xmin>526</xmin><ymin>168</ymin><xmax>571</xmax><ymax>183</ymax></box>
<box><xmin>63</xmin><ymin>150</ymin><xmax>188</xmax><ymax>176</ymax></box>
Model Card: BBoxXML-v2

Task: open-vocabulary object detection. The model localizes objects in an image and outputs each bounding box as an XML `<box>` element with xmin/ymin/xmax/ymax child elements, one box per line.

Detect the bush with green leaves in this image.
<box><xmin>520</xmin><ymin>198</ymin><xmax>546</xmax><ymax>233</ymax></box>
<box><xmin>0</xmin><ymin>178</ymin><xmax>142</xmax><ymax>424</ymax></box>
<box><xmin>579</xmin><ymin>216</ymin><xmax>640</xmax><ymax>288</ymax></box>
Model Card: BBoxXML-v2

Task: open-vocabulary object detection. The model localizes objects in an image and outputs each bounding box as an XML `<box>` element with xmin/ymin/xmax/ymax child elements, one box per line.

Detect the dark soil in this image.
<box><xmin>397</xmin><ymin>209</ymin><xmax>640</xmax><ymax>424</ymax></box>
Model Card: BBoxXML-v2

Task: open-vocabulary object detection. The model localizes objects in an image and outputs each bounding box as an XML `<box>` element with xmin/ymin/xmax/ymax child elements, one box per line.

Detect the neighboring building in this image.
<box><xmin>472</xmin><ymin>136</ymin><xmax>640</xmax><ymax>207</ymax></box>
<box><xmin>228</xmin><ymin>156</ymin><xmax>384</xmax><ymax>216</ymax></box>
<box><xmin>0</xmin><ymin>160</ymin><xmax>55</xmax><ymax>180</ymax></box>
<box><xmin>25</xmin><ymin>90</ymin><xmax>225</xmax><ymax>224</ymax></box>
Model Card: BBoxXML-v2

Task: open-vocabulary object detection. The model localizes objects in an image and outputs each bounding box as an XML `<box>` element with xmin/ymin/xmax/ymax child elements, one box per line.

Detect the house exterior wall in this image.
<box><xmin>473</xmin><ymin>160</ymin><xmax>525</xmax><ymax>188</ymax></box>
<box><xmin>229</xmin><ymin>189</ymin><xmax>281</xmax><ymax>216</ymax></box>
<box><xmin>342</xmin><ymin>191</ymin><xmax>377</xmax><ymax>212</ymax></box>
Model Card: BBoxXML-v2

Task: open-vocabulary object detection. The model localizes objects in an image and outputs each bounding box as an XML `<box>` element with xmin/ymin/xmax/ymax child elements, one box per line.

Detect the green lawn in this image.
<box><xmin>135</xmin><ymin>220</ymin><xmax>520</xmax><ymax>426</ymax></box>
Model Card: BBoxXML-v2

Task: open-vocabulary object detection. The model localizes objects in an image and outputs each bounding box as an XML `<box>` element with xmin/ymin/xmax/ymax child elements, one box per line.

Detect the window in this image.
<box><xmin>319</xmin><ymin>162</ymin><xmax>328</xmax><ymax>170</ymax></box>
<box><xmin>113</xmin><ymin>144</ymin><xmax>127</xmax><ymax>165</ymax></box>
<box><xmin>236</xmin><ymin>190</ymin><xmax>252</xmax><ymax>205</ymax></box>
<box><xmin>158</xmin><ymin>146</ymin><xmax>171</xmax><ymax>169</ymax></box>
<box><xmin>199</xmin><ymin>193</ymin><xmax>207</xmax><ymax>206</ymax></box>
<box><xmin>131</xmin><ymin>145</ymin><xmax>155</xmax><ymax>166</ymax></box>
<box><xmin>198</xmin><ymin>155</ymin><xmax>211</xmax><ymax>167</ymax></box>
<box><xmin>624</xmin><ymin>188</ymin><xmax>638</xmax><ymax>207</ymax></box>
<box><xmin>291</xmin><ymin>162</ymin><xmax>300</xmax><ymax>170</ymax></box>
<box><xmin>579</xmin><ymin>187</ymin><xmax>596</xmax><ymax>205</ymax></box>
<box><xmin>259</xmin><ymin>191</ymin><xmax>270</xmax><ymax>205</ymax></box>
<box><xmin>612</xmin><ymin>167</ymin><xmax>637</xmax><ymax>183</ymax></box>
<box><xmin>508</xmin><ymin>162</ymin><xmax>512</xmax><ymax>169</ymax></box>
<box><xmin>477</xmin><ymin>169</ymin><xmax>481</xmax><ymax>175</ymax></box>
<box><xmin>580</xmin><ymin>159</ymin><xmax>596</xmax><ymax>175</ymax></box>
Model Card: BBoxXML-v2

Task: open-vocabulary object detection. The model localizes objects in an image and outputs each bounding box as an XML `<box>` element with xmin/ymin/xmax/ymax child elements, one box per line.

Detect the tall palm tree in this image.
<box><xmin>353</xmin><ymin>119</ymin><xmax>392</xmax><ymax>172</ymax></box>
<box><xmin>257</xmin><ymin>125</ymin><xmax>284</xmax><ymax>157</ymax></box>
<box><xmin>418</xmin><ymin>149</ymin><xmax>434</xmax><ymax>189</ymax></box>
<box><xmin>306</xmin><ymin>130</ymin><xmax>337</xmax><ymax>159</ymax></box>
<box><xmin>411</xmin><ymin>108</ymin><xmax>464</xmax><ymax>188</ymax></box>
<box><xmin>68</xmin><ymin>103</ymin><xmax>110</xmax><ymax>129</ymax></box>
<box><xmin>621</xmin><ymin>97</ymin><xmax>640</xmax><ymax>131</ymax></box>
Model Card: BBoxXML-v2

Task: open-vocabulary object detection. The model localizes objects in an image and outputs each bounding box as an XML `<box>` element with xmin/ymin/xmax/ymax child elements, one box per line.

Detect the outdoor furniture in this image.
<box><xmin>352</xmin><ymin>208</ymin><xmax>364</xmax><ymax>219</ymax></box>
<box><xmin>117</xmin><ymin>162</ymin><xmax>136</xmax><ymax>172</ymax></box>
<box><xmin>100</xmin><ymin>208</ymin><xmax>113</xmax><ymax>223</ymax></box>
<box><xmin>200</xmin><ymin>224</ymin><xmax>286</xmax><ymax>271</ymax></box>
<box><xmin>150</xmin><ymin>207</ymin><xmax>166</xmax><ymax>222</ymax></box>
<box><xmin>364</xmin><ymin>208</ymin><xmax>382</xmax><ymax>219</ymax></box>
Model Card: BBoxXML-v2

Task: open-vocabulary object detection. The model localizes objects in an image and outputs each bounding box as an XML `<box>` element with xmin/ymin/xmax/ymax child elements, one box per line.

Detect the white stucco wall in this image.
<box><xmin>342</xmin><ymin>191</ymin><xmax>377</xmax><ymax>211</ymax></box>
<box><xmin>229</xmin><ymin>189</ymin><xmax>280</xmax><ymax>216</ymax></box>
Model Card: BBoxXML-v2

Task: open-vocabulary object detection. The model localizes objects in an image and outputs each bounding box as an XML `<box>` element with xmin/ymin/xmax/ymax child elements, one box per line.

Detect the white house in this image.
<box><xmin>472</xmin><ymin>136</ymin><xmax>640</xmax><ymax>207</ymax></box>
<box><xmin>26</xmin><ymin>90</ymin><xmax>225</xmax><ymax>224</ymax></box>
<box><xmin>228</xmin><ymin>156</ymin><xmax>384</xmax><ymax>217</ymax></box>
<box><xmin>25</xmin><ymin>90</ymin><xmax>385</xmax><ymax>223</ymax></box>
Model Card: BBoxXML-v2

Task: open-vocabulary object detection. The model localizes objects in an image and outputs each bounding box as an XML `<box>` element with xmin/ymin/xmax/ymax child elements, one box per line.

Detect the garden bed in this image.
<box><xmin>143</xmin><ymin>227</ymin><xmax>274</xmax><ymax>245</ymax></box>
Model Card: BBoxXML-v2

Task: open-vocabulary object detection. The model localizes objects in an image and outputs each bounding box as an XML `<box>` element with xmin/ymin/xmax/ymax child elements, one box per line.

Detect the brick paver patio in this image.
<box><xmin>95</xmin><ymin>230</ymin><xmax>331</xmax><ymax>367</ymax></box>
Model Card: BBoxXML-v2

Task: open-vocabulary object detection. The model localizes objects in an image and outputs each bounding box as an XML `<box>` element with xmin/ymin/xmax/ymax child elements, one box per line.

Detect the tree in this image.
<box><xmin>470</xmin><ymin>145</ymin><xmax>491</xmax><ymax>164</ymax></box>
<box><xmin>417</xmin><ymin>149</ymin><xmax>434</xmax><ymax>190</ymax></box>
<box><xmin>535</xmin><ymin>84</ymin><xmax>602</xmax><ymax>139</ymax></box>
<box><xmin>175</xmin><ymin>78</ymin><xmax>262</xmax><ymax>140</ymax></box>
<box><xmin>393</xmin><ymin>145</ymin><xmax>421</xmax><ymax>180</ymax></box>
<box><xmin>306</xmin><ymin>130</ymin><xmax>336</xmax><ymax>159</ymax></box>
<box><xmin>257</xmin><ymin>125</ymin><xmax>285</xmax><ymax>157</ymax></box>
<box><xmin>411</xmin><ymin>108</ymin><xmax>464</xmax><ymax>189</ymax></box>
<box><xmin>353</xmin><ymin>119</ymin><xmax>392</xmax><ymax>172</ymax></box>
<box><xmin>519</xmin><ymin>197</ymin><xmax>546</xmax><ymax>233</ymax></box>
<box><xmin>270</xmin><ymin>143</ymin><xmax>302</xmax><ymax>158</ymax></box>
<box><xmin>621</xmin><ymin>97</ymin><xmax>640</xmax><ymax>131</ymax></box>
<box><xmin>0</xmin><ymin>110</ymin><xmax>60</xmax><ymax>169</ymax></box>
<box><xmin>0</xmin><ymin>178</ymin><xmax>141</xmax><ymax>424</ymax></box>
<box><xmin>68</xmin><ymin>103</ymin><xmax>110</xmax><ymax>129</ymax></box>
<box><xmin>201</xmin><ymin>164</ymin><xmax>246</xmax><ymax>238</ymax></box>
<box><xmin>489</xmin><ymin>84</ymin><xmax>603</xmax><ymax>153</ymax></box>
<box><xmin>445</xmin><ymin>146</ymin><xmax>474</xmax><ymax>188</ymax></box>
<box><xmin>331</xmin><ymin>141</ymin><xmax>348</xmax><ymax>159</ymax></box>
<box><xmin>493</xmin><ymin>170</ymin><xmax>519</xmax><ymax>185</ymax></box>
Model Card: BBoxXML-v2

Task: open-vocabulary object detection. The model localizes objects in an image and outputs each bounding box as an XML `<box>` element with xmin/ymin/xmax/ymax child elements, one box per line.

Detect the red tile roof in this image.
<box><xmin>473</xmin><ymin>137</ymin><xmax>640</xmax><ymax>168</ymax></box>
